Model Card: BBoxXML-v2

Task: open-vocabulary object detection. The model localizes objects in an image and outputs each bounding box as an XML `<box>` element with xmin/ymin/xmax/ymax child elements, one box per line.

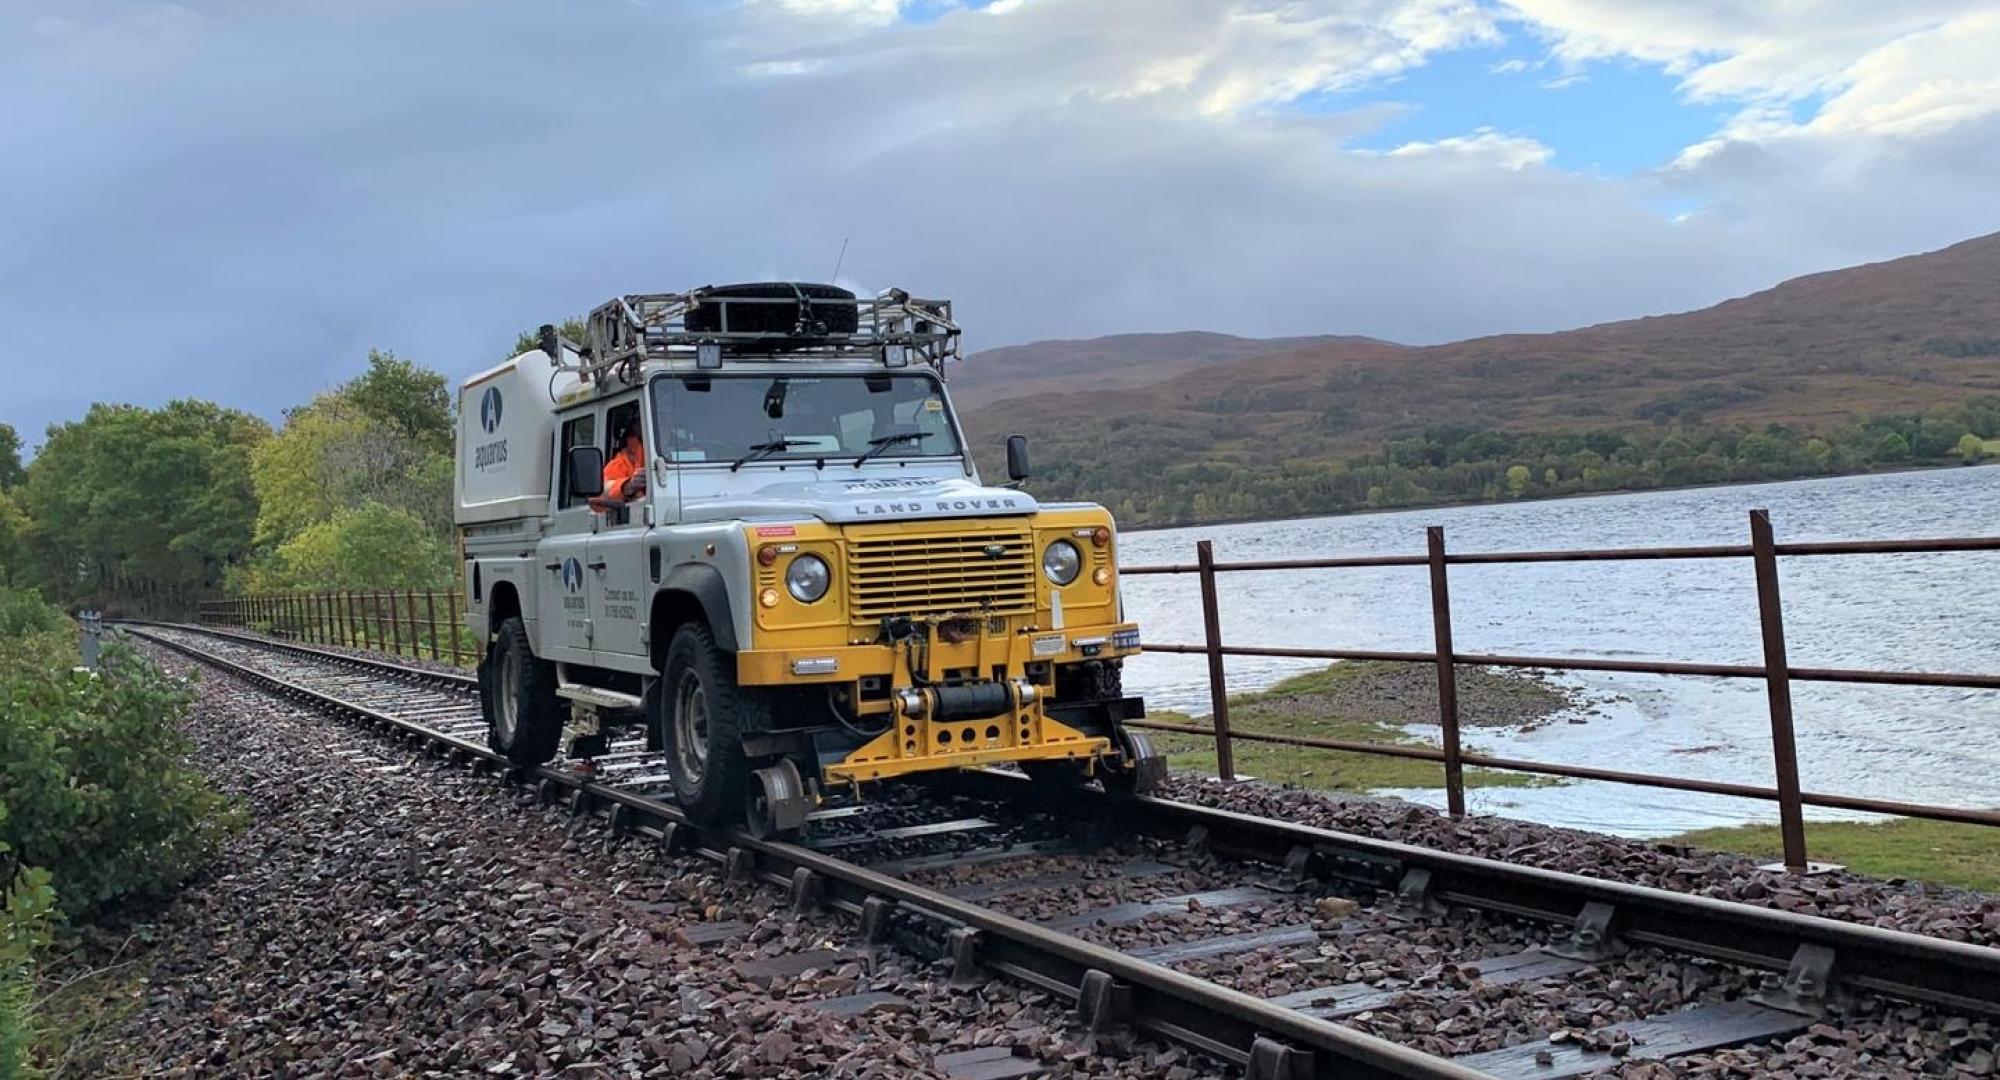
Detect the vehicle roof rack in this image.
<box><xmin>567</xmin><ymin>283</ymin><xmax>960</xmax><ymax>384</ymax></box>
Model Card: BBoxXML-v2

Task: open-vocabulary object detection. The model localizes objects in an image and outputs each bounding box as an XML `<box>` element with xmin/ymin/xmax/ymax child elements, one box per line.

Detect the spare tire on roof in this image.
<box><xmin>686</xmin><ymin>282</ymin><xmax>859</xmax><ymax>338</ymax></box>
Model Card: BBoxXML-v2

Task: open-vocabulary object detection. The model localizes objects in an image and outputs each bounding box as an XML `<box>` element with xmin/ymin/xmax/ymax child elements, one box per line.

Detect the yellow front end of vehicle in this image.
<box><xmin>735</xmin><ymin>509</ymin><xmax>1139</xmax><ymax>791</ymax></box>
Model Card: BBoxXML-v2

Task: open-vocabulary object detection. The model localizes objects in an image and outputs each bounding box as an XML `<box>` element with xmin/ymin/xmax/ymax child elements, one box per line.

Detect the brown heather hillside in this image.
<box><xmin>963</xmin><ymin>232</ymin><xmax>2000</xmax><ymax>445</ymax></box>
<box><xmin>954</xmin><ymin>231</ymin><xmax>2000</xmax><ymax>525</ymax></box>
<box><xmin>949</xmin><ymin>331</ymin><xmax>1386</xmax><ymax>409</ymax></box>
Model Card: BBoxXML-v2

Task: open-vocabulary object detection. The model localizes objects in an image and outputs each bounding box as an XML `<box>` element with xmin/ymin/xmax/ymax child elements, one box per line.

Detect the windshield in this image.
<box><xmin>650</xmin><ymin>373</ymin><xmax>961</xmax><ymax>465</ymax></box>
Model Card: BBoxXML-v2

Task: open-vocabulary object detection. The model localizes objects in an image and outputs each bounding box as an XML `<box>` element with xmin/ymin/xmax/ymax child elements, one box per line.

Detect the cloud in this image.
<box><xmin>1384</xmin><ymin>127</ymin><xmax>1555</xmax><ymax>169</ymax></box>
<box><xmin>1504</xmin><ymin>2</ymin><xmax>2000</xmax><ymax>139</ymax></box>
<box><xmin>0</xmin><ymin>0</ymin><xmax>1996</xmax><ymax>448</ymax></box>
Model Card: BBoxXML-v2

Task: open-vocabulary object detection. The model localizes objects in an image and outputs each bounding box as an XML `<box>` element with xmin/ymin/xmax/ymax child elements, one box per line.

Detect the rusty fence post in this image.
<box><xmin>375</xmin><ymin>592</ymin><xmax>391</xmax><ymax>654</ymax></box>
<box><xmin>400</xmin><ymin>590</ymin><xmax>416</xmax><ymax>659</ymax></box>
<box><xmin>384</xmin><ymin>592</ymin><xmax>399</xmax><ymax>656</ymax></box>
<box><xmin>423</xmin><ymin>591</ymin><xmax>441</xmax><ymax>661</ymax></box>
<box><xmin>1750</xmin><ymin>509</ymin><xmax>1809</xmax><ymax>873</ymax></box>
<box><xmin>343</xmin><ymin>591</ymin><xmax>357</xmax><ymax>648</ymax></box>
<box><xmin>308</xmin><ymin>593</ymin><xmax>322</xmax><ymax>644</ymax></box>
<box><xmin>449</xmin><ymin>588</ymin><xmax>468</xmax><ymax>665</ymax></box>
<box><xmin>1427</xmin><ymin>526</ymin><xmax>1468</xmax><ymax>818</ymax></box>
<box><xmin>1196</xmin><ymin>540</ymin><xmax>1237</xmax><ymax>783</ymax></box>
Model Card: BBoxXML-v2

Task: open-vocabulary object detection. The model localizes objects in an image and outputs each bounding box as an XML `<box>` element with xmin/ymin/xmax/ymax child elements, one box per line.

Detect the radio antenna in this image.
<box><xmin>830</xmin><ymin>236</ymin><xmax>850</xmax><ymax>283</ymax></box>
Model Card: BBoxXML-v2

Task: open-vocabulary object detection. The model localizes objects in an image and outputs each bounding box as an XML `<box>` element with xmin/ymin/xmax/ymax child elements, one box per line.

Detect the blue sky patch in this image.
<box><xmin>1306</xmin><ymin>39</ymin><xmax>1736</xmax><ymax>175</ymax></box>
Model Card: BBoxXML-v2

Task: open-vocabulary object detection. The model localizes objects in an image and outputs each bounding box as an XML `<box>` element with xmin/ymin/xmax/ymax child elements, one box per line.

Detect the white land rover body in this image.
<box><xmin>453</xmin><ymin>283</ymin><xmax>1156</xmax><ymax>834</ymax></box>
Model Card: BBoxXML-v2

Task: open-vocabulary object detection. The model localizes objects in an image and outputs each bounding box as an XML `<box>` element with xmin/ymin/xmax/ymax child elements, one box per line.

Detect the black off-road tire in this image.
<box><xmin>659</xmin><ymin>622</ymin><xmax>767</xmax><ymax>826</ymax></box>
<box><xmin>484</xmin><ymin>616</ymin><xmax>562</xmax><ymax>767</ymax></box>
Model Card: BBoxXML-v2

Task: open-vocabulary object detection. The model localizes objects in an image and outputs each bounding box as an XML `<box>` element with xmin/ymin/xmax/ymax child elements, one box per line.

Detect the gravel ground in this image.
<box><xmin>1164</xmin><ymin>777</ymin><xmax>1998</xmax><ymax>1077</ymax></box>
<box><xmin>109</xmin><ymin>634</ymin><xmax>1995</xmax><ymax>1078</ymax></box>
<box><xmin>1164</xmin><ymin>777</ymin><xmax>2000</xmax><ymax>948</ymax></box>
<box><xmin>96</xmin><ymin>642</ymin><xmax>1227</xmax><ymax>1080</ymax></box>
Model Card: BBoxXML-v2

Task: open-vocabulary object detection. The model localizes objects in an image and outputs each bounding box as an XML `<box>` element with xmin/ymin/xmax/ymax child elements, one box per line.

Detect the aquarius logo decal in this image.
<box><xmin>480</xmin><ymin>386</ymin><xmax>504</xmax><ymax>434</ymax></box>
<box><xmin>561</xmin><ymin>557</ymin><xmax>585</xmax><ymax>593</ymax></box>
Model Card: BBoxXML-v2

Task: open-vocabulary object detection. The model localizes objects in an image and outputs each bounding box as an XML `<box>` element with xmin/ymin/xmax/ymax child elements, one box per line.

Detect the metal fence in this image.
<box><xmin>197</xmin><ymin>508</ymin><xmax>2000</xmax><ymax>872</ymax></box>
<box><xmin>198</xmin><ymin>589</ymin><xmax>477</xmax><ymax>666</ymax></box>
<box><xmin>1123</xmin><ymin>508</ymin><xmax>2000</xmax><ymax>871</ymax></box>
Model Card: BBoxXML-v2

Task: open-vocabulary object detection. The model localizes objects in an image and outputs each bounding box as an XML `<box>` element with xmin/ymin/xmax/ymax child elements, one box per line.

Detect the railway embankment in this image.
<box><xmin>93</xmin><ymin>629</ymin><xmax>1998</xmax><ymax>1078</ymax></box>
<box><xmin>94</xmin><ymin>641</ymin><xmax>1177</xmax><ymax>1079</ymax></box>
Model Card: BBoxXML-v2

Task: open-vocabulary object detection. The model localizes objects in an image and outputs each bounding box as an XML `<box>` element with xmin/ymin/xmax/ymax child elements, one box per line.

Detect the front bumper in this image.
<box><xmin>736</xmin><ymin>621</ymin><xmax>1140</xmax><ymax>788</ymax></box>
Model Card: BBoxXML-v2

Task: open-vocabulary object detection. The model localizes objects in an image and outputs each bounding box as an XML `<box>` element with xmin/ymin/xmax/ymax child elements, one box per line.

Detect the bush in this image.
<box><xmin>0</xmin><ymin>589</ymin><xmax>237</xmax><ymax>920</ymax></box>
<box><xmin>1</xmin><ymin>811</ymin><xmax>57</xmax><ymax>1080</ymax></box>
<box><xmin>0</xmin><ymin>590</ymin><xmax>62</xmax><ymax>642</ymax></box>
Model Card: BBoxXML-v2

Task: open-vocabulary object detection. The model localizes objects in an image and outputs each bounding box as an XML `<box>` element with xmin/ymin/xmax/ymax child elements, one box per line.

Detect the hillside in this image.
<box><xmin>958</xmin><ymin>232</ymin><xmax>2000</xmax><ymax>525</ymax></box>
<box><xmin>949</xmin><ymin>331</ymin><xmax>1385</xmax><ymax>409</ymax></box>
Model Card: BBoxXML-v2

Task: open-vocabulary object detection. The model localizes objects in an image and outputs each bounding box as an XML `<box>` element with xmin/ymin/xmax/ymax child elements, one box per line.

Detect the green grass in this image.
<box><xmin>1674</xmin><ymin>818</ymin><xmax>2000</xmax><ymax>892</ymax></box>
<box><xmin>1153</xmin><ymin>662</ymin><xmax>1557</xmax><ymax>794</ymax></box>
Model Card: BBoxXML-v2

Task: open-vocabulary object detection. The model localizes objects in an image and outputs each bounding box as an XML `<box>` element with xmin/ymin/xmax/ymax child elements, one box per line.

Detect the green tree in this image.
<box><xmin>1959</xmin><ymin>433</ymin><xmax>1987</xmax><ymax>463</ymax></box>
<box><xmin>0</xmin><ymin>491</ymin><xmax>24</xmax><ymax>587</ymax></box>
<box><xmin>1876</xmin><ymin>431</ymin><xmax>1911</xmax><ymax>462</ymax></box>
<box><xmin>1504</xmin><ymin>465</ymin><xmax>1531</xmax><ymax>497</ymax></box>
<box><xmin>14</xmin><ymin>401</ymin><xmax>268</xmax><ymax>609</ymax></box>
<box><xmin>264</xmin><ymin>504</ymin><xmax>451</xmax><ymax>589</ymax></box>
<box><xmin>245</xmin><ymin>353</ymin><xmax>458</xmax><ymax>592</ymax></box>
<box><xmin>511</xmin><ymin>317</ymin><xmax>589</xmax><ymax>361</ymax></box>
<box><xmin>346</xmin><ymin>349</ymin><xmax>453</xmax><ymax>453</ymax></box>
<box><xmin>0</xmin><ymin>424</ymin><xmax>23</xmax><ymax>491</ymax></box>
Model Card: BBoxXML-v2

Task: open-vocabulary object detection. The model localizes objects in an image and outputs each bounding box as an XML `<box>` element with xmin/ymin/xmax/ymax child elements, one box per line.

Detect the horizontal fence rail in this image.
<box><xmin>199</xmin><ymin>589</ymin><xmax>476</xmax><ymax>666</ymax></box>
<box><xmin>1121</xmin><ymin>509</ymin><xmax>2000</xmax><ymax>872</ymax></box>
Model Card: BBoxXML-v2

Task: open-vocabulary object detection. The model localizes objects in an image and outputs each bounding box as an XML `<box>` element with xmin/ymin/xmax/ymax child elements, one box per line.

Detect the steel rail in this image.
<box><xmin>942</xmin><ymin>771</ymin><xmax>2000</xmax><ymax>1018</ymax></box>
<box><xmin>122</xmin><ymin>623</ymin><xmax>1494</xmax><ymax>1080</ymax></box>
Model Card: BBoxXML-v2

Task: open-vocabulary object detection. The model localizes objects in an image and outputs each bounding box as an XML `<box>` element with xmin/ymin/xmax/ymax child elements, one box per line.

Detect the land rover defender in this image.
<box><xmin>453</xmin><ymin>283</ymin><xmax>1158</xmax><ymax>834</ymax></box>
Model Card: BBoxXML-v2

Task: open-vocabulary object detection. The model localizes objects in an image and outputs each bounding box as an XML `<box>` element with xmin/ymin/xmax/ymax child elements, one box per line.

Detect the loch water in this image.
<box><xmin>1117</xmin><ymin>465</ymin><xmax>2000</xmax><ymax>836</ymax></box>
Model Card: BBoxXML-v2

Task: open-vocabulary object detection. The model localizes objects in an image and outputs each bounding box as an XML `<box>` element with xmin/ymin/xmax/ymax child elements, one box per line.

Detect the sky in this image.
<box><xmin>4</xmin><ymin>0</ymin><xmax>2000</xmax><ymax>448</ymax></box>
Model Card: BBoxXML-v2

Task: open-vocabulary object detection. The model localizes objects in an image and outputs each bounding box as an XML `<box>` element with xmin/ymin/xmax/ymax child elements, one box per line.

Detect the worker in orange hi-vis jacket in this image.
<box><xmin>591</xmin><ymin>424</ymin><xmax>646</xmax><ymax>513</ymax></box>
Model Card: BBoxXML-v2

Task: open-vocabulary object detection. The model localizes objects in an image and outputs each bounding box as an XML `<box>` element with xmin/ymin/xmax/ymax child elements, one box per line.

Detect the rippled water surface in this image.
<box><xmin>1115</xmin><ymin>466</ymin><xmax>2000</xmax><ymax>836</ymax></box>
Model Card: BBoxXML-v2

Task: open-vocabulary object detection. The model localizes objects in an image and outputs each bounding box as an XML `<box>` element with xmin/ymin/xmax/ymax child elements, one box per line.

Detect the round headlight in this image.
<box><xmin>785</xmin><ymin>554</ymin><xmax>831</xmax><ymax>603</ymax></box>
<box><xmin>1042</xmin><ymin>539</ymin><xmax>1082</xmax><ymax>586</ymax></box>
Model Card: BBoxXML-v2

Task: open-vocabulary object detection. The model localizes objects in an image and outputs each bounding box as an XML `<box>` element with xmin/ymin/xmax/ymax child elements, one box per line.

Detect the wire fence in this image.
<box><xmin>1122</xmin><ymin>508</ymin><xmax>2000</xmax><ymax>871</ymax></box>
<box><xmin>198</xmin><ymin>589</ymin><xmax>478</xmax><ymax>666</ymax></box>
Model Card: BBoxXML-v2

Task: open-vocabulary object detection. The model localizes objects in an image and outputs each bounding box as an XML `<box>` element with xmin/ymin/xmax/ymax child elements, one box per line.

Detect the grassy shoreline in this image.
<box><xmin>1673</xmin><ymin>818</ymin><xmax>2000</xmax><ymax>892</ymax></box>
<box><xmin>1152</xmin><ymin>660</ymin><xmax>1579</xmax><ymax>793</ymax></box>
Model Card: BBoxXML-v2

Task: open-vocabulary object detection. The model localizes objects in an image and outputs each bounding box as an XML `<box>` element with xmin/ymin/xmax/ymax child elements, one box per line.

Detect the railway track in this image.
<box><xmin>125</xmin><ymin>622</ymin><xmax>2000</xmax><ymax>1079</ymax></box>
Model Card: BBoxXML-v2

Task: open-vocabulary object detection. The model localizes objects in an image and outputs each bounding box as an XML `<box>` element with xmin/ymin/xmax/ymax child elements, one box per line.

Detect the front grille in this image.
<box><xmin>847</xmin><ymin>529</ymin><xmax>1036</xmax><ymax>621</ymax></box>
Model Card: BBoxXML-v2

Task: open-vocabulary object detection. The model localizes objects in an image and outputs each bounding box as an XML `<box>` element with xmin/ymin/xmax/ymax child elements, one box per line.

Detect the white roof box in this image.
<box><xmin>454</xmin><ymin>349</ymin><xmax>573</xmax><ymax>525</ymax></box>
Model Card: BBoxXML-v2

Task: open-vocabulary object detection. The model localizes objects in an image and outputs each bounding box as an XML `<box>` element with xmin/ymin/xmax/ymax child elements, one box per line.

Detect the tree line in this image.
<box><xmin>2</xmin><ymin>351</ymin><xmax>1997</xmax><ymax>612</ymax></box>
<box><xmin>1020</xmin><ymin>398</ymin><xmax>2000</xmax><ymax>527</ymax></box>
<box><xmin>0</xmin><ymin>352</ymin><xmax>458</xmax><ymax>614</ymax></box>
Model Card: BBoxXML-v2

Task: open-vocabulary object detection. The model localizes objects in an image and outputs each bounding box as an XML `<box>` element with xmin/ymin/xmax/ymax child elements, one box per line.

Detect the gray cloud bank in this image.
<box><xmin>3</xmin><ymin>0</ymin><xmax>1997</xmax><ymax>447</ymax></box>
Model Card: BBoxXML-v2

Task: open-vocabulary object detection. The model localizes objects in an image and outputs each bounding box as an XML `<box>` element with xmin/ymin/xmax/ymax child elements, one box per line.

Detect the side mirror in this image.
<box><xmin>1004</xmin><ymin>434</ymin><xmax>1030</xmax><ymax>482</ymax></box>
<box><xmin>567</xmin><ymin>446</ymin><xmax>605</xmax><ymax>498</ymax></box>
<box><xmin>537</xmin><ymin>323</ymin><xmax>561</xmax><ymax>361</ymax></box>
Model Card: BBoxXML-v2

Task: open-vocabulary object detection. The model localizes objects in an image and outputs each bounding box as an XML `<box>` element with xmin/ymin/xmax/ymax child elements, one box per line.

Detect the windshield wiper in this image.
<box><xmin>731</xmin><ymin>438</ymin><xmax>810</xmax><ymax>471</ymax></box>
<box><xmin>851</xmin><ymin>431</ymin><xmax>931</xmax><ymax>467</ymax></box>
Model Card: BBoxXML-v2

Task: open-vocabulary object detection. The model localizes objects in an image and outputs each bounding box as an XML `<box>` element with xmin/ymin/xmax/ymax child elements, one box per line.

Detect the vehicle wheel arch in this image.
<box><xmin>486</xmin><ymin>580</ymin><xmax>522</xmax><ymax>633</ymax></box>
<box><xmin>649</xmin><ymin>565</ymin><xmax>739</xmax><ymax>672</ymax></box>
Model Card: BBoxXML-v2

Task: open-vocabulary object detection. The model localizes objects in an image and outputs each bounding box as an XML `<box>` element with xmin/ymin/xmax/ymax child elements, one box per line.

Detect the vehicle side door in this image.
<box><xmin>539</xmin><ymin>409</ymin><xmax>600</xmax><ymax>663</ymax></box>
<box><xmin>587</xmin><ymin>394</ymin><xmax>655</xmax><ymax>668</ymax></box>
